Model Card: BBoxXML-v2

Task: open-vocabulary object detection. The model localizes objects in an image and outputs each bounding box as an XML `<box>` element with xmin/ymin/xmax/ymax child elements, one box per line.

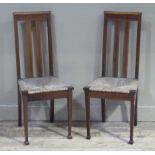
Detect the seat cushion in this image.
<box><xmin>18</xmin><ymin>76</ymin><xmax>69</xmax><ymax>94</ymax></box>
<box><xmin>88</xmin><ymin>77</ymin><xmax>138</xmax><ymax>93</ymax></box>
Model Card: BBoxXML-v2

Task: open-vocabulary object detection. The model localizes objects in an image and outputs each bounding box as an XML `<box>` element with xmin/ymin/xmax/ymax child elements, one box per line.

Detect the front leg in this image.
<box><xmin>22</xmin><ymin>93</ymin><xmax>29</xmax><ymax>145</ymax></box>
<box><xmin>84</xmin><ymin>87</ymin><xmax>91</xmax><ymax>139</ymax></box>
<box><xmin>129</xmin><ymin>91</ymin><xmax>136</xmax><ymax>144</ymax></box>
<box><xmin>67</xmin><ymin>87</ymin><xmax>74</xmax><ymax>139</ymax></box>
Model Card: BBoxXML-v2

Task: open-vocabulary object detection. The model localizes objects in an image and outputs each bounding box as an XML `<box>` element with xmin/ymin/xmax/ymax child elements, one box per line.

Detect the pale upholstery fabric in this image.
<box><xmin>88</xmin><ymin>77</ymin><xmax>138</xmax><ymax>93</ymax></box>
<box><xmin>18</xmin><ymin>76</ymin><xmax>69</xmax><ymax>94</ymax></box>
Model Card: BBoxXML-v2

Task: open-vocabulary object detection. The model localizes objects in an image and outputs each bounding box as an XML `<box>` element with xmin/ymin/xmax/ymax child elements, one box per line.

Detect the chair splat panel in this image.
<box><xmin>122</xmin><ymin>20</ymin><xmax>130</xmax><ymax>78</ymax></box>
<box><xmin>113</xmin><ymin>19</ymin><xmax>120</xmax><ymax>77</ymax></box>
<box><xmin>25</xmin><ymin>20</ymin><xmax>33</xmax><ymax>78</ymax></box>
<box><xmin>13</xmin><ymin>11</ymin><xmax>54</xmax><ymax>79</ymax></box>
<box><xmin>34</xmin><ymin>20</ymin><xmax>43</xmax><ymax>77</ymax></box>
<box><xmin>102</xmin><ymin>11</ymin><xmax>142</xmax><ymax>79</ymax></box>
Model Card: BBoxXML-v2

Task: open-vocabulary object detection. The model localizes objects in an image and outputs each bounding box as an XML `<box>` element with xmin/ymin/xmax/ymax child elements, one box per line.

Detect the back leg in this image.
<box><xmin>50</xmin><ymin>99</ymin><xmax>54</xmax><ymax>122</ymax></box>
<box><xmin>134</xmin><ymin>93</ymin><xmax>138</xmax><ymax>126</ymax></box>
<box><xmin>18</xmin><ymin>89</ymin><xmax>22</xmax><ymax>127</ymax></box>
<box><xmin>101</xmin><ymin>99</ymin><xmax>106</xmax><ymax>122</ymax></box>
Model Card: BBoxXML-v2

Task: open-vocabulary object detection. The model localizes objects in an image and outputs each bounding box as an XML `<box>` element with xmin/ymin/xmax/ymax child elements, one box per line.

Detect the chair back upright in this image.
<box><xmin>102</xmin><ymin>11</ymin><xmax>142</xmax><ymax>79</ymax></box>
<box><xmin>13</xmin><ymin>11</ymin><xmax>53</xmax><ymax>79</ymax></box>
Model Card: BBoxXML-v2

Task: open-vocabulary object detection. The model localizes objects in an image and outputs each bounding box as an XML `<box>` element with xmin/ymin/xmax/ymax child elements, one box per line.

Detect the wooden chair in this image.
<box><xmin>83</xmin><ymin>11</ymin><xmax>142</xmax><ymax>144</ymax></box>
<box><xmin>13</xmin><ymin>11</ymin><xmax>74</xmax><ymax>145</ymax></box>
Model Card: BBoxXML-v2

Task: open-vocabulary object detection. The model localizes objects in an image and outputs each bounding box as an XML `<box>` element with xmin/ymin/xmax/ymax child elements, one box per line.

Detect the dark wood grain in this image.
<box><xmin>122</xmin><ymin>20</ymin><xmax>130</xmax><ymax>78</ymax></box>
<box><xmin>34</xmin><ymin>20</ymin><xmax>43</xmax><ymax>77</ymax></box>
<box><xmin>47</xmin><ymin>13</ymin><xmax>54</xmax><ymax>76</ymax></box>
<box><xmin>101</xmin><ymin>99</ymin><xmax>106</xmax><ymax>122</ymax></box>
<box><xmin>84</xmin><ymin>87</ymin><xmax>91</xmax><ymax>139</ymax></box>
<box><xmin>25</xmin><ymin>20</ymin><xmax>33</xmax><ymax>77</ymax></box>
<box><xmin>113</xmin><ymin>19</ymin><xmax>120</xmax><ymax>77</ymax></box>
<box><xmin>104</xmin><ymin>11</ymin><xmax>142</xmax><ymax>21</ymax></box>
<box><xmin>102</xmin><ymin>16</ymin><xmax>108</xmax><ymax>76</ymax></box>
<box><xmin>129</xmin><ymin>91</ymin><xmax>136</xmax><ymax>144</ymax></box>
<box><xmin>135</xmin><ymin>17</ymin><xmax>142</xmax><ymax>79</ymax></box>
<box><xmin>22</xmin><ymin>94</ymin><xmax>29</xmax><ymax>145</ymax></box>
<box><xmin>50</xmin><ymin>99</ymin><xmax>54</xmax><ymax>122</ymax></box>
<box><xmin>14</xmin><ymin>16</ymin><xmax>22</xmax><ymax>126</ymax></box>
<box><xmin>13</xmin><ymin>11</ymin><xmax>74</xmax><ymax>145</ymax></box>
<box><xmin>84</xmin><ymin>11</ymin><xmax>142</xmax><ymax>144</ymax></box>
<box><xmin>67</xmin><ymin>88</ymin><xmax>73</xmax><ymax>139</ymax></box>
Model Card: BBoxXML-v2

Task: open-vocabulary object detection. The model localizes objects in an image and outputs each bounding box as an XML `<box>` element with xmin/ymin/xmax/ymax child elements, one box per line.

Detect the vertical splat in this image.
<box><xmin>34</xmin><ymin>20</ymin><xmax>43</xmax><ymax>77</ymax></box>
<box><xmin>25</xmin><ymin>20</ymin><xmax>33</xmax><ymax>77</ymax></box>
<box><xmin>113</xmin><ymin>20</ymin><xmax>120</xmax><ymax>77</ymax></box>
<box><xmin>122</xmin><ymin>20</ymin><xmax>130</xmax><ymax>78</ymax></box>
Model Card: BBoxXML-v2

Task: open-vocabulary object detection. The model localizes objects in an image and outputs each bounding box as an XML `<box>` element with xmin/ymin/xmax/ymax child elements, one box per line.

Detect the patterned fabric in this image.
<box><xmin>88</xmin><ymin>77</ymin><xmax>138</xmax><ymax>93</ymax></box>
<box><xmin>18</xmin><ymin>76</ymin><xmax>69</xmax><ymax>94</ymax></box>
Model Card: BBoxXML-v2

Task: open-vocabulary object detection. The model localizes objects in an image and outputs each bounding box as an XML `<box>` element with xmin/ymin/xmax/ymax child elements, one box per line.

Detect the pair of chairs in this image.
<box><xmin>13</xmin><ymin>11</ymin><xmax>142</xmax><ymax>145</ymax></box>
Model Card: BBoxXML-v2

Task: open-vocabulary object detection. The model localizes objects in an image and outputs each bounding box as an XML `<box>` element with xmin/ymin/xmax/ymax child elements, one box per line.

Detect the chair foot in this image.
<box><xmin>18</xmin><ymin>124</ymin><xmax>22</xmax><ymax>127</ymax></box>
<box><xmin>18</xmin><ymin>121</ymin><xmax>22</xmax><ymax>127</ymax></box>
<box><xmin>50</xmin><ymin>119</ymin><xmax>54</xmax><ymax>123</ymax></box>
<box><xmin>128</xmin><ymin>139</ymin><xmax>134</xmax><ymax>144</ymax></box>
<box><xmin>24</xmin><ymin>140</ymin><xmax>29</xmax><ymax>145</ymax></box>
<box><xmin>67</xmin><ymin>135</ymin><xmax>72</xmax><ymax>139</ymax></box>
<box><xmin>86</xmin><ymin>136</ymin><xmax>91</xmax><ymax>140</ymax></box>
<box><xmin>134</xmin><ymin>122</ymin><xmax>137</xmax><ymax>126</ymax></box>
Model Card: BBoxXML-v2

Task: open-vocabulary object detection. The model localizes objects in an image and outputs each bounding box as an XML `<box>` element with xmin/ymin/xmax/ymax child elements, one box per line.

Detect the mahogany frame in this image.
<box><xmin>84</xmin><ymin>11</ymin><xmax>142</xmax><ymax>144</ymax></box>
<box><xmin>13</xmin><ymin>11</ymin><xmax>74</xmax><ymax>145</ymax></box>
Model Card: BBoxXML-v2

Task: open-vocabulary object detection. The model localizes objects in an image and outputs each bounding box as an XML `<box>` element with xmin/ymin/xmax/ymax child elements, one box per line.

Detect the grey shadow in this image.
<box><xmin>0</xmin><ymin>122</ymin><xmax>24</xmax><ymax>144</ymax></box>
<box><xmin>36</xmin><ymin>123</ymin><xmax>67</xmax><ymax>138</ymax></box>
<box><xmin>100</xmin><ymin>127</ymin><xmax>129</xmax><ymax>143</ymax></box>
<box><xmin>106</xmin><ymin>101</ymin><xmax>128</xmax><ymax>122</ymax></box>
<box><xmin>53</xmin><ymin>92</ymin><xmax>86</xmax><ymax>138</ymax></box>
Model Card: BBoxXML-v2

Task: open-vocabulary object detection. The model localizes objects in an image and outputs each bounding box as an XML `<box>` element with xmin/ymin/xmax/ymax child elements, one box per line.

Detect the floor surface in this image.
<box><xmin>0</xmin><ymin>121</ymin><xmax>154</xmax><ymax>151</ymax></box>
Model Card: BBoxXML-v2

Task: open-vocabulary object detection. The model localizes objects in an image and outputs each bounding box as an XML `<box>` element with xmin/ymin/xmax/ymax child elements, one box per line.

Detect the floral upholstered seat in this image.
<box><xmin>88</xmin><ymin>77</ymin><xmax>138</xmax><ymax>93</ymax></box>
<box><xmin>18</xmin><ymin>76</ymin><xmax>69</xmax><ymax>94</ymax></box>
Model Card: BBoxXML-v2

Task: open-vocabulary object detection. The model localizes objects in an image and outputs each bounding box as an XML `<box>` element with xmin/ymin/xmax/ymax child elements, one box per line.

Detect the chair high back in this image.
<box><xmin>102</xmin><ymin>11</ymin><xmax>142</xmax><ymax>79</ymax></box>
<box><xmin>13</xmin><ymin>11</ymin><xmax>53</xmax><ymax>79</ymax></box>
